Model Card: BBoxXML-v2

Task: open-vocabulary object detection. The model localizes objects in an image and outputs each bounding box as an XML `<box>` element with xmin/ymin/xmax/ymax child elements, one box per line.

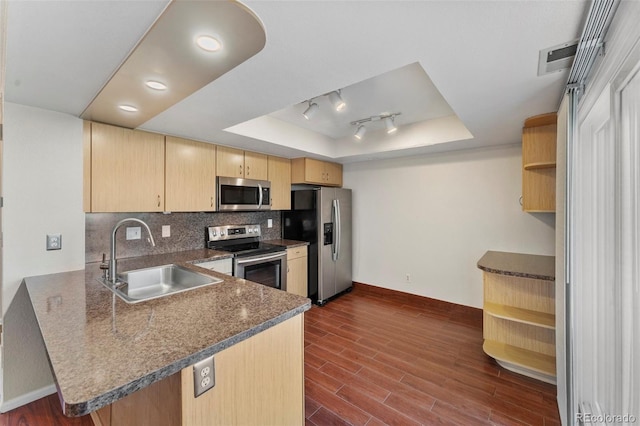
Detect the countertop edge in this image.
<box><xmin>477</xmin><ymin>250</ymin><xmax>555</xmax><ymax>281</ymax></box>
<box><xmin>263</xmin><ymin>239</ymin><xmax>310</xmax><ymax>249</ymax></box>
<box><xmin>62</xmin><ymin>301</ymin><xmax>311</xmax><ymax>417</ymax></box>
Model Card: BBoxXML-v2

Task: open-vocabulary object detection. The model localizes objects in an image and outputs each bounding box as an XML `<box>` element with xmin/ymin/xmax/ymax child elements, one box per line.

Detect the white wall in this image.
<box><xmin>1</xmin><ymin>103</ymin><xmax>85</xmax><ymax>409</ymax></box>
<box><xmin>343</xmin><ymin>144</ymin><xmax>555</xmax><ymax>308</ymax></box>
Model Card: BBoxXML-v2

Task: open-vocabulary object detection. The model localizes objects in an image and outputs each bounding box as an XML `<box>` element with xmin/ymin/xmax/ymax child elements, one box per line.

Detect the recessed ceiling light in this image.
<box><xmin>145</xmin><ymin>80</ymin><xmax>167</xmax><ymax>90</ymax></box>
<box><xmin>118</xmin><ymin>105</ymin><xmax>138</xmax><ymax>112</ymax></box>
<box><xmin>196</xmin><ymin>35</ymin><xmax>222</xmax><ymax>52</ymax></box>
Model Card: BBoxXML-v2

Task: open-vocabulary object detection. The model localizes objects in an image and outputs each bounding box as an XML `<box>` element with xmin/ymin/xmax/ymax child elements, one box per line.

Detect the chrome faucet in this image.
<box><xmin>109</xmin><ymin>218</ymin><xmax>156</xmax><ymax>284</ymax></box>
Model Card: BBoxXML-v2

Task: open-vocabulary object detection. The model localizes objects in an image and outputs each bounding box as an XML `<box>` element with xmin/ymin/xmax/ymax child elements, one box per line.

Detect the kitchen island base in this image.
<box><xmin>91</xmin><ymin>314</ymin><xmax>304</xmax><ymax>426</ymax></box>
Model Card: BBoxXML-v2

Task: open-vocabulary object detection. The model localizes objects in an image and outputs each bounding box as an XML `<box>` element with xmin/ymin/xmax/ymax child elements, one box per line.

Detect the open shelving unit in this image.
<box><xmin>522</xmin><ymin>112</ymin><xmax>557</xmax><ymax>212</ymax></box>
<box><xmin>479</xmin><ymin>254</ymin><xmax>556</xmax><ymax>384</ymax></box>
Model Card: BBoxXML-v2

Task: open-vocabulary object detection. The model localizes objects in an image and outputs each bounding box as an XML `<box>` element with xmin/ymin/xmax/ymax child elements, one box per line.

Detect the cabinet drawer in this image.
<box><xmin>196</xmin><ymin>258</ymin><xmax>233</xmax><ymax>275</ymax></box>
<box><xmin>286</xmin><ymin>246</ymin><xmax>307</xmax><ymax>260</ymax></box>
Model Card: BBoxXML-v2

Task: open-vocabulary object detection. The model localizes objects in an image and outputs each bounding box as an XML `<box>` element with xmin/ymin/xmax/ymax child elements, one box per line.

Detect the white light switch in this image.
<box><xmin>162</xmin><ymin>225</ymin><xmax>171</xmax><ymax>238</ymax></box>
<box><xmin>267</xmin><ymin>219</ymin><xmax>273</xmax><ymax>228</ymax></box>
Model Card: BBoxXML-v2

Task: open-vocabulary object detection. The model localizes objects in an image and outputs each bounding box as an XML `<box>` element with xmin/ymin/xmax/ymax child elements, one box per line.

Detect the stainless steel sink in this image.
<box><xmin>99</xmin><ymin>264</ymin><xmax>223</xmax><ymax>304</ymax></box>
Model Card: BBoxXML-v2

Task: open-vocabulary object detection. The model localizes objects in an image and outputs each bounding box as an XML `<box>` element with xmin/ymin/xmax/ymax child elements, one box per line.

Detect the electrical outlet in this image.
<box><xmin>267</xmin><ymin>219</ymin><xmax>273</xmax><ymax>228</ymax></box>
<box><xmin>162</xmin><ymin>225</ymin><xmax>171</xmax><ymax>238</ymax></box>
<box><xmin>46</xmin><ymin>234</ymin><xmax>62</xmax><ymax>250</ymax></box>
<box><xmin>193</xmin><ymin>356</ymin><xmax>215</xmax><ymax>397</ymax></box>
<box><xmin>405</xmin><ymin>274</ymin><xmax>411</xmax><ymax>283</ymax></box>
<box><xmin>126</xmin><ymin>227</ymin><xmax>141</xmax><ymax>240</ymax></box>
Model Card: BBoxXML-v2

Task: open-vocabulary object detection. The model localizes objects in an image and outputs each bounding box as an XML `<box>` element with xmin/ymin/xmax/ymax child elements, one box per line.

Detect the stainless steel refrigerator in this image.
<box><xmin>282</xmin><ymin>187</ymin><xmax>352</xmax><ymax>305</ymax></box>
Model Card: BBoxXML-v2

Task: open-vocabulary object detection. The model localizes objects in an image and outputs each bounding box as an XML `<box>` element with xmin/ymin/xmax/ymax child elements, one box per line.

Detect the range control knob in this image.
<box><xmin>220</xmin><ymin>231</ymin><xmax>225</xmax><ymax>236</ymax></box>
<box><xmin>248</xmin><ymin>228</ymin><xmax>253</xmax><ymax>234</ymax></box>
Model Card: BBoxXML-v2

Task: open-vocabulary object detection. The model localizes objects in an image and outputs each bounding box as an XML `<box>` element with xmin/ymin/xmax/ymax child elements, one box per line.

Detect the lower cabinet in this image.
<box><xmin>286</xmin><ymin>246</ymin><xmax>308</xmax><ymax>297</ymax></box>
<box><xmin>194</xmin><ymin>258</ymin><xmax>232</xmax><ymax>275</ymax></box>
<box><xmin>91</xmin><ymin>315</ymin><xmax>304</xmax><ymax>426</ymax></box>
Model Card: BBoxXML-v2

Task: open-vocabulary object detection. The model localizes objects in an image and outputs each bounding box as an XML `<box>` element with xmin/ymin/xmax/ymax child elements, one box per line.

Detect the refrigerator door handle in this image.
<box><xmin>332</xmin><ymin>199</ymin><xmax>338</xmax><ymax>261</ymax></box>
<box><xmin>333</xmin><ymin>199</ymin><xmax>341</xmax><ymax>261</ymax></box>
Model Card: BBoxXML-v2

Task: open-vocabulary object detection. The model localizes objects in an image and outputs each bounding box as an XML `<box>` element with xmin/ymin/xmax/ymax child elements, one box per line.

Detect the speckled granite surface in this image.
<box><xmin>25</xmin><ymin>250</ymin><xmax>310</xmax><ymax>417</ymax></box>
<box><xmin>264</xmin><ymin>239</ymin><xmax>309</xmax><ymax>249</ymax></box>
<box><xmin>477</xmin><ymin>251</ymin><xmax>555</xmax><ymax>281</ymax></box>
<box><xmin>85</xmin><ymin>211</ymin><xmax>282</xmax><ymax>263</ymax></box>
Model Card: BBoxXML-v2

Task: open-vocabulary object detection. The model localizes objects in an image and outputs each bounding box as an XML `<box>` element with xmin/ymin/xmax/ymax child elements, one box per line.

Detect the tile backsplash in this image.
<box><xmin>86</xmin><ymin>211</ymin><xmax>282</xmax><ymax>263</ymax></box>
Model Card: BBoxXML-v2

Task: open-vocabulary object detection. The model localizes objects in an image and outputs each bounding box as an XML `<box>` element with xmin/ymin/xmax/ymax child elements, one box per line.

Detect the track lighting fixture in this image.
<box><xmin>384</xmin><ymin>116</ymin><xmax>397</xmax><ymax>134</ymax></box>
<box><xmin>303</xmin><ymin>101</ymin><xmax>319</xmax><ymax>120</ymax></box>
<box><xmin>300</xmin><ymin>89</ymin><xmax>346</xmax><ymax>119</ymax></box>
<box><xmin>328</xmin><ymin>90</ymin><xmax>346</xmax><ymax>112</ymax></box>
<box><xmin>350</xmin><ymin>112</ymin><xmax>401</xmax><ymax>140</ymax></box>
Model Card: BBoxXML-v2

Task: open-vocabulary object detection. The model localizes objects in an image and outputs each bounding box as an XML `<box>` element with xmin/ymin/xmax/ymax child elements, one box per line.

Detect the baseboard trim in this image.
<box><xmin>352</xmin><ymin>282</ymin><xmax>483</xmax><ymax>328</ymax></box>
<box><xmin>0</xmin><ymin>383</ymin><xmax>57</xmax><ymax>413</ymax></box>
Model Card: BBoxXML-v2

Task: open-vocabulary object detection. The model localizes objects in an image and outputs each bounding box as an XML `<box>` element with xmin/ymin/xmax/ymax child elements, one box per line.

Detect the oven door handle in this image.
<box><xmin>235</xmin><ymin>252</ymin><xmax>285</xmax><ymax>265</ymax></box>
<box><xmin>257</xmin><ymin>184</ymin><xmax>263</xmax><ymax>209</ymax></box>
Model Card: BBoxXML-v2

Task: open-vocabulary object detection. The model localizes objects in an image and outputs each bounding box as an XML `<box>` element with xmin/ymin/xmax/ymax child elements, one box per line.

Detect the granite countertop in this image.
<box><xmin>24</xmin><ymin>249</ymin><xmax>310</xmax><ymax>417</ymax></box>
<box><xmin>477</xmin><ymin>250</ymin><xmax>555</xmax><ymax>281</ymax></box>
<box><xmin>264</xmin><ymin>239</ymin><xmax>310</xmax><ymax>249</ymax></box>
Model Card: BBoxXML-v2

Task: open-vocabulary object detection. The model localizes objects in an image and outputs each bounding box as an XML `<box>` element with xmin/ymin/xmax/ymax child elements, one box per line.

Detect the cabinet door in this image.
<box><xmin>303</xmin><ymin>158</ymin><xmax>326</xmax><ymax>183</ymax></box>
<box><xmin>91</xmin><ymin>123</ymin><xmax>164</xmax><ymax>212</ymax></box>
<box><xmin>268</xmin><ymin>156</ymin><xmax>291</xmax><ymax>210</ymax></box>
<box><xmin>324</xmin><ymin>161</ymin><xmax>343</xmax><ymax>187</ymax></box>
<box><xmin>244</xmin><ymin>151</ymin><xmax>268</xmax><ymax>180</ymax></box>
<box><xmin>287</xmin><ymin>247</ymin><xmax>307</xmax><ymax>297</ymax></box>
<box><xmin>216</xmin><ymin>146</ymin><xmax>244</xmax><ymax>178</ymax></box>
<box><xmin>165</xmin><ymin>137</ymin><xmax>216</xmax><ymax>212</ymax></box>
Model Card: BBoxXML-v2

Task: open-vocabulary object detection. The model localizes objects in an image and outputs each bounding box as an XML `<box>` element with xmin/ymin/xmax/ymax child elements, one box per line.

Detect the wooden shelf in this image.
<box><xmin>484</xmin><ymin>302</ymin><xmax>555</xmax><ymax>329</ymax></box>
<box><xmin>523</xmin><ymin>161</ymin><xmax>557</xmax><ymax>170</ymax></box>
<box><xmin>483</xmin><ymin>340</ymin><xmax>556</xmax><ymax>377</ymax></box>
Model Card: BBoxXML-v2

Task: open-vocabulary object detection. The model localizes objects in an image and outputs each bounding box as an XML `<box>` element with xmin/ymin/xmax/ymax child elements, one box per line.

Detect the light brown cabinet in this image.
<box><xmin>89</xmin><ymin>122</ymin><xmax>165</xmax><ymax>212</ymax></box>
<box><xmin>268</xmin><ymin>156</ymin><xmax>291</xmax><ymax>210</ymax></box>
<box><xmin>286</xmin><ymin>246</ymin><xmax>308</xmax><ymax>297</ymax></box>
<box><xmin>91</xmin><ymin>315</ymin><xmax>304</xmax><ymax>426</ymax></box>
<box><xmin>165</xmin><ymin>136</ymin><xmax>216</xmax><ymax>212</ymax></box>
<box><xmin>291</xmin><ymin>157</ymin><xmax>342</xmax><ymax>187</ymax></box>
<box><xmin>522</xmin><ymin>113</ymin><xmax>557</xmax><ymax>212</ymax></box>
<box><xmin>216</xmin><ymin>146</ymin><xmax>267</xmax><ymax>180</ymax></box>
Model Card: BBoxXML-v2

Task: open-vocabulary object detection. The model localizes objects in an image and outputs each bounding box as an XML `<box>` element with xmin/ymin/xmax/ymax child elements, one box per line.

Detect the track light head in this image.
<box><xmin>302</xmin><ymin>101</ymin><xmax>319</xmax><ymax>120</ymax></box>
<box><xmin>384</xmin><ymin>116</ymin><xmax>397</xmax><ymax>134</ymax></box>
<box><xmin>354</xmin><ymin>124</ymin><xmax>367</xmax><ymax>140</ymax></box>
<box><xmin>328</xmin><ymin>91</ymin><xmax>346</xmax><ymax>112</ymax></box>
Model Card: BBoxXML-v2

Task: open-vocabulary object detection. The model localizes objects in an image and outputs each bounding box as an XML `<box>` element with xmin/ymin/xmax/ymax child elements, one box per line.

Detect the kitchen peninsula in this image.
<box><xmin>24</xmin><ymin>249</ymin><xmax>310</xmax><ymax>425</ymax></box>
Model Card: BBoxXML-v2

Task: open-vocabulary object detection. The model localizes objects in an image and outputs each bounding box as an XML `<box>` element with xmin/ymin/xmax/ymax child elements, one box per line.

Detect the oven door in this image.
<box><xmin>234</xmin><ymin>251</ymin><xmax>287</xmax><ymax>291</ymax></box>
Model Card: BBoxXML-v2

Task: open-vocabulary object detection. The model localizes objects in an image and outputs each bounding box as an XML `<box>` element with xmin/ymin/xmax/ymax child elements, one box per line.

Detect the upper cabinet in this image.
<box><xmin>291</xmin><ymin>158</ymin><xmax>343</xmax><ymax>187</ymax></box>
<box><xmin>217</xmin><ymin>146</ymin><xmax>267</xmax><ymax>180</ymax></box>
<box><xmin>268</xmin><ymin>156</ymin><xmax>291</xmax><ymax>210</ymax></box>
<box><xmin>89</xmin><ymin>122</ymin><xmax>165</xmax><ymax>212</ymax></box>
<box><xmin>522</xmin><ymin>113</ymin><xmax>557</xmax><ymax>213</ymax></box>
<box><xmin>165</xmin><ymin>136</ymin><xmax>217</xmax><ymax>212</ymax></box>
<box><xmin>85</xmin><ymin>123</ymin><xmax>217</xmax><ymax>213</ymax></box>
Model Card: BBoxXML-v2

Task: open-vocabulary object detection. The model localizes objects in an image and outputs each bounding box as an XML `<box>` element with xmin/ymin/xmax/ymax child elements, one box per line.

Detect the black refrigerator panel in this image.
<box><xmin>282</xmin><ymin>189</ymin><xmax>319</xmax><ymax>301</ymax></box>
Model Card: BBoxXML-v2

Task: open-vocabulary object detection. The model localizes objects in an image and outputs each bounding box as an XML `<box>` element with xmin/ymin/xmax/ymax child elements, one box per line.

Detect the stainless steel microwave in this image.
<box><xmin>217</xmin><ymin>177</ymin><xmax>271</xmax><ymax>211</ymax></box>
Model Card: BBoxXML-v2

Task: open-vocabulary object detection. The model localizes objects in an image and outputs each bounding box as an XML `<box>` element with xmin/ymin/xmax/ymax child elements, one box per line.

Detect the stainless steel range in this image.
<box><xmin>206</xmin><ymin>224</ymin><xmax>287</xmax><ymax>291</ymax></box>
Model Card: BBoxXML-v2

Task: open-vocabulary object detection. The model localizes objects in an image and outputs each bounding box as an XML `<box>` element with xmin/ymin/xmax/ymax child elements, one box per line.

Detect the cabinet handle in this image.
<box><xmin>157</xmin><ymin>195</ymin><xmax>161</xmax><ymax>207</ymax></box>
<box><xmin>287</xmin><ymin>266</ymin><xmax>290</xmax><ymax>273</ymax></box>
<box><xmin>211</xmin><ymin>196</ymin><xmax>214</xmax><ymax>207</ymax></box>
<box><xmin>239</xmin><ymin>164</ymin><xmax>243</xmax><ymax>176</ymax></box>
<box><xmin>519</xmin><ymin>196</ymin><xmax>523</xmax><ymax>206</ymax></box>
<box><xmin>246</xmin><ymin>165</ymin><xmax>250</xmax><ymax>176</ymax></box>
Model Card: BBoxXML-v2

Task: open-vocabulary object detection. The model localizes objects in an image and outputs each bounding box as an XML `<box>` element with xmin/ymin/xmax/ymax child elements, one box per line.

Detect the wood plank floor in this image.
<box><xmin>0</xmin><ymin>283</ymin><xmax>560</xmax><ymax>426</ymax></box>
<box><xmin>304</xmin><ymin>283</ymin><xmax>561</xmax><ymax>426</ymax></box>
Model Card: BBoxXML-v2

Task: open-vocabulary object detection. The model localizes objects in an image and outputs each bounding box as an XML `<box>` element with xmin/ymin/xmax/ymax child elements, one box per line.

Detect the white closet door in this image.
<box><xmin>617</xmin><ymin>59</ymin><xmax>640</xmax><ymax>422</ymax></box>
<box><xmin>575</xmin><ymin>83</ymin><xmax>615</xmax><ymax>421</ymax></box>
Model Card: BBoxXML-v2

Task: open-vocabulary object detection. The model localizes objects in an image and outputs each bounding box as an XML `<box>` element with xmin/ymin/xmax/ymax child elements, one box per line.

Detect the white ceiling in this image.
<box><xmin>4</xmin><ymin>0</ymin><xmax>587</xmax><ymax>163</ymax></box>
